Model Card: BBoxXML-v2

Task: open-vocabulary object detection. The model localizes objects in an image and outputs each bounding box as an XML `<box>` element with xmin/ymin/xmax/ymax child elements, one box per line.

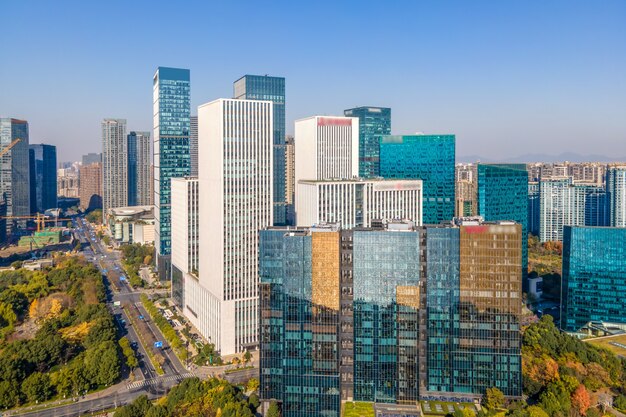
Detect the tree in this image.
<box><xmin>571</xmin><ymin>385</ymin><xmax>591</xmax><ymax>416</ymax></box>
<box><xmin>246</xmin><ymin>377</ymin><xmax>259</xmax><ymax>392</ymax></box>
<box><xmin>84</xmin><ymin>341</ymin><xmax>120</xmax><ymax>386</ymax></box>
<box><xmin>0</xmin><ymin>381</ymin><xmax>22</xmax><ymax>409</ymax></box>
<box><xmin>484</xmin><ymin>387</ymin><xmax>505</xmax><ymax>410</ymax></box>
<box><xmin>453</xmin><ymin>407</ymin><xmax>475</xmax><ymax>417</ymax></box>
<box><xmin>614</xmin><ymin>395</ymin><xmax>626</xmax><ymax>411</ymax></box>
<box><xmin>244</xmin><ymin>350</ymin><xmax>252</xmax><ymax>363</ymax></box>
<box><xmin>21</xmin><ymin>372</ymin><xmax>53</xmax><ymax>403</ymax></box>
<box><xmin>267</xmin><ymin>401</ymin><xmax>281</xmax><ymax>417</ymax></box>
<box><xmin>248</xmin><ymin>393</ymin><xmax>260</xmax><ymax>412</ymax></box>
<box><xmin>526</xmin><ymin>406</ymin><xmax>549</xmax><ymax>417</ymax></box>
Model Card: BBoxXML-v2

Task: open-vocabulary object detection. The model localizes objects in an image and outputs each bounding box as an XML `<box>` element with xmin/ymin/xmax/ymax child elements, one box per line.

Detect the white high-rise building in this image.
<box><xmin>539</xmin><ymin>179</ymin><xmax>586</xmax><ymax>242</ymax></box>
<box><xmin>189</xmin><ymin>98</ymin><xmax>273</xmax><ymax>355</ymax></box>
<box><xmin>607</xmin><ymin>167</ymin><xmax>626</xmax><ymax>228</ymax></box>
<box><xmin>296</xmin><ymin>179</ymin><xmax>423</xmax><ymax>228</ymax></box>
<box><xmin>171</xmin><ymin>177</ymin><xmax>200</xmax><ymax>328</ymax></box>
<box><xmin>294</xmin><ymin>116</ymin><xmax>358</xmax><ymax>183</ymax></box>
<box><xmin>294</xmin><ymin>116</ymin><xmax>358</xmax><ymax>224</ymax></box>
<box><xmin>102</xmin><ymin>118</ymin><xmax>127</xmax><ymax>217</ymax></box>
<box><xmin>190</xmin><ymin>116</ymin><xmax>198</xmax><ymax>177</ymax></box>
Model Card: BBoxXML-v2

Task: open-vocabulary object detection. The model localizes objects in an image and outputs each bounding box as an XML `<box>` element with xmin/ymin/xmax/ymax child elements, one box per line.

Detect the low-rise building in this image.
<box><xmin>107</xmin><ymin>206</ymin><xmax>154</xmax><ymax>245</ymax></box>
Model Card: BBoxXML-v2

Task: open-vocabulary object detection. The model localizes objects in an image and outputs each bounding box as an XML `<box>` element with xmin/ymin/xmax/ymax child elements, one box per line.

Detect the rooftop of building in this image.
<box><xmin>108</xmin><ymin>205</ymin><xmax>154</xmax><ymax>217</ymax></box>
<box><xmin>298</xmin><ymin>177</ymin><xmax>422</xmax><ymax>185</ymax></box>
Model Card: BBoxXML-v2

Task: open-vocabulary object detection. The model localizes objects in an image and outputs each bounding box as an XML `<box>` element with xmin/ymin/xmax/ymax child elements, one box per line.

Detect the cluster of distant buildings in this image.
<box><xmin>3</xmin><ymin>67</ymin><xmax>625</xmax><ymax>416</ymax></box>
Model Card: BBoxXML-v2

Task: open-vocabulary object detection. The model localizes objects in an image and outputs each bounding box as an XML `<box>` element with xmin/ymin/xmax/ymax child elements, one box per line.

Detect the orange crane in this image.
<box><xmin>0</xmin><ymin>213</ymin><xmax>73</xmax><ymax>232</ymax></box>
<box><xmin>0</xmin><ymin>138</ymin><xmax>21</xmax><ymax>158</ymax></box>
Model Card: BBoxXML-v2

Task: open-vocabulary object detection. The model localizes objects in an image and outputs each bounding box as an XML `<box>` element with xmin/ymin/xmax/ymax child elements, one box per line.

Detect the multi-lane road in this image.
<box><xmin>8</xmin><ymin>217</ymin><xmax>191</xmax><ymax>417</ymax></box>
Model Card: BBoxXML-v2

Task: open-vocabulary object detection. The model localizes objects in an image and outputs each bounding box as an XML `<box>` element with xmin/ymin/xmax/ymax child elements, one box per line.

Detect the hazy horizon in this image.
<box><xmin>1</xmin><ymin>1</ymin><xmax>625</xmax><ymax>163</ymax></box>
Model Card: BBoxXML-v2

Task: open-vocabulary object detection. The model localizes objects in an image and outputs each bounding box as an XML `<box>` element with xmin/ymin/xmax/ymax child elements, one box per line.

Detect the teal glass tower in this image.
<box><xmin>379</xmin><ymin>135</ymin><xmax>455</xmax><ymax>224</ymax></box>
<box><xmin>561</xmin><ymin>226</ymin><xmax>626</xmax><ymax>332</ymax></box>
<box><xmin>153</xmin><ymin>67</ymin><xmax>191</xmax><ymax>278</ymax></box>
<box><xmin>477</xmin><ymin>164</ymin><xmax>529</xmax><ymax>285</ymax></box>
<box><xmin>234</xmin><ymin>75</ymin><xmax>286</xmax><ymax>225</ymax></box>
<box><xmin>343</xmin><ymin>107</ymin><xmax>391</xmax><ymax>178</ymax></box>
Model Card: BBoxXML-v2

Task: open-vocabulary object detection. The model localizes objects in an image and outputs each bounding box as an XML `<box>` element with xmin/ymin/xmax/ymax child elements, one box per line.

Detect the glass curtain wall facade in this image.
<box><xmin>0</xmin><ymin>118</ymin><xmax>30</xmax><ymax>237</ymax></box>
<box><xmin>379</xmin><ymin>135</ymin><xmax>455</xmax><ymax>224</ymax></box>
<box><xmin>344</xmin><ymin>107</ymin><xmax>391</xmax><ymax>178</ymax></box>
<box><xmin>477</xmin><ymin>164</ymin><xmax>528</xmax><ymax>285</ymax></box>
<box><xmin>153</xmin><ymin>67</ymin><xmax>191</xmax><ymax>278</ymax></box>
<box><xmin>28</xmin><ymin>144</ymin><xmax>57</xmax><ymax>213</ymax></box>
<box><xmin>561</xmin><ymin>226</ymin><xmax>626</xmax><ymax>332</ymax></box>
<box><xmin>260</xmin><ymin>220</ymin><xmax>522</xmax><ymax>416</ymax></box>
<box><xmin>234</xmin><ymin>75</ymin><xmax>286</xmax><ymax>225</ymax></box>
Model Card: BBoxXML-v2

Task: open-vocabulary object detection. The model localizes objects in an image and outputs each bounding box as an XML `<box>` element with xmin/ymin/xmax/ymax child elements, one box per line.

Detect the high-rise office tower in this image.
<box><xmin>79</xmin><ymin>162</ymin><xmax>102</xmax><ymax>211</ymax></box>
<box><xmin>455</xmin><ymin>163</ymin><xmax>477</xmax><ymax>217</ymax></box>
<box><xmin>102</xmin><ymin>118</ymin><xmax>128</xmax><ymax>217</ymax></box>
<box><xmin>561</xmin><ymin>226</ymin><xmax>626</xmax><ymax>332</ymax></box>
<box><xmin>127</xmin><ymin>131</ymin><xmax>151</xmax><ymax>206</ymax></box>
<box><xmin>171</xmin><ymin>177</ymin><xmax>199</xmax><ymax>310</ymax></box>
<box><xmin>528</xmin><ymin>182</ymin><xmax>540</xmax><ymax>236</ymax></box>
<box><xmin>189</xmin><ymin>116</ymin><xmax>198</xmax><ymax>176</ymax></box>
<box><xmin>294</xmin><ymin>116</ymin><xmax>358</xmax><ymax>184</ymax></box>
<box><xmin>82</xmin><ymin>152</ymin><xmax>101</xmax><ymax>165</ymax></box>
<box><xmin>607</xmin><ymin>167</ymin><xmax>626</xmax><ymax>227</ymax></box>
<box><xmin>234</xmin><ymin>75</ymin><xmax>286</xmax><ymax>225</ymax></box>
<box><xmin>296</xmin><ymin>178</ymin><xmax>423</xmax><ymax>228</ymax></box>
<box><xmin>192</xmin><ymin>98</ymin><xmax>273</xmax><ymax>354</ymax></box>
<box><xmin>343</xmin><ymin>107</ymin><xmax>391</xmax><ymax>178</ymax></box>
<box><xmin>259</xmin><ymin>218</ymin><xmax>522</xmax><ymax>415</ymax></box>
<box><xmin>29</xmin><ymin>144</ymin><xmax>57</xmax><ymax>213</ymax></box>
<box><xmin>380</xmin><ymin>134</ymin><xmax>455</xmax><ymax>224</ymax></box>
<box><xmin>153</xmin><ymin>67</ymin><xmax>191</xmax><ymax>278</ymax></box>
<box><xmin>0</xmin><ymin>118</ymin><xmax>31</xmax><ymax>235</ymax></box>
<box><xmin>285</xmin><ymin>135</ymin><xmax>295</xmax><ymax>225</ymax></box>
<box><xmin>477</xmin><ymin>164</ymin><xmax>528</xmax><ymax>284</ymax></box>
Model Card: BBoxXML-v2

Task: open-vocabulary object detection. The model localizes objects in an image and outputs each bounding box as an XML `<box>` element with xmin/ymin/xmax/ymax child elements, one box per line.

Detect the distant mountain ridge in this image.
<box><xmin>457</xmin><ymin>152</ymin><xmax>626</xmax><ymax>164</ymax></box>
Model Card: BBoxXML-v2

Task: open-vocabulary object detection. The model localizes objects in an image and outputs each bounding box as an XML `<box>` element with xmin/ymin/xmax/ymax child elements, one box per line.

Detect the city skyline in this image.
<box><xmin>1</xmin><ymin>1</ymin><xmax>625</xmax><ymax>162</ymax></box>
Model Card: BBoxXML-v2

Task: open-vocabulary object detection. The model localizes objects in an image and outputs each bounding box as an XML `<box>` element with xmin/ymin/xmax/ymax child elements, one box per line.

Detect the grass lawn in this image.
<box><xmin>343</xmin><ymin>402</ymin><xmax>375</xmax><ymax>417</ymax></box>
<box><xmin>420</xmin><ymin>400</ymin><xmax>478</xmax><ymax>416</ymax></box>
<box><xmin>585</xmin><ymin>334</ymin><xmax>626</xmax><ymax>357</ymax></box>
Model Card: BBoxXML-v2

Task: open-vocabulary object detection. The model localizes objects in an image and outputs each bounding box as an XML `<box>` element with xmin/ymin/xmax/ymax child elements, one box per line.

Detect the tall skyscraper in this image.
<box><xmin>561</xmin><ymin>226</ymin><xmax>626</xmax><ymax>332</ymax></box>
<box><xmin>607</xmin><ymin>166</ymin><xmax>626</xmax><ymax>227</ymax></box>
<box><xmin>190</xmin><ymin>116</ymin><xmax>198</xmax><ymax>176</ymax></box>
<box><xmin>0</xmin><ymin>118</ymin><xmax>30</xmax><ymax>233</ymax></box>
<box><xmin>82</xmin><ymin>152</ymin><xmax>101</xmax><ymax>165</ymax></box>
<box><xmin>296</xmin><ymin>178</ymin><xmax>423</xmax><ymax>228</ymax></box>
<box><xmin>477</xmin><ymin>164</ymin><xmax>529</xmax><ymax>284</ymax></box>
<box><xmin>171</xmin><ymin>177</ymin><xmax>199</xmax><ymax>310</ymax></box>
<box><xmin>102</xmin><ymin>118</ymin><xmax>128</xmax><ymax>217</ymax></box>
<box><xmin>294</xmin><ymin>116</ymin><xmax>358</xmax><ymax>182</ymax></box>
<box><xmin>127</xmin><ymin>131</ymin><xmax>151</xmax><ymax>206</ymax></box>
<box><xmin>233</xmin><ymin>75</ymin><xmax>286</xmax><ymax>225</ymax></box>
<box><xmin>79</xmin><ymin>162</ymin><xmax>102</xmax><ymax>211</ymax></box>
<box><xmin>153</xmin><ymin>67</ymin><xmax>191</xmax><ymax>278</ymax></box>
<box><xmin>259</xmin><ymin>218</ymin><xmax>522</xmax><ymax>415</ymax></box>
<box><xmin>343</xmin><ymin>106</ymin><xmax>391</xmax><ymax>178</ymax></box>
<box><xmin>539</xmin><ymin>179</ymin><xmax>586</xmax><ymax>242</ymax></box>
<box><xmin>29</xmin><ymin>144</ymin><xmax>57</xmax><ymax>213</ymax></box>
<box><xmin>380</xmin><ymin>134</ymin><xmax>455</xmax><ymax>224</ymax></box>
<box><xmin>192</xmin><ymin>98</ymin><xmax>272</xmax><ymax>354</ymax></box>
<box><xmin>528</xmin><ymin>181</ymin><xmax>540</xmax><ymax>236</ymax></box>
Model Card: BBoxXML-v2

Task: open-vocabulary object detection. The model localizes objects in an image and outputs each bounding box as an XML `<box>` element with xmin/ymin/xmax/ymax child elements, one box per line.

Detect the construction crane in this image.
<box><xmin>0</xmin><ymin>138</ymin><xmax>21</xmax><ymax>158</ymax></box>
<box><xmin>0</xmin><ymin>213</ymin><xmax>74</xmax><ymax>232</ymax></box>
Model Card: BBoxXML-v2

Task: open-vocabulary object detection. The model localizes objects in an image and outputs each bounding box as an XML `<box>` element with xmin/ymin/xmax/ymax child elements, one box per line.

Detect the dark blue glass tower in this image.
<box><xmin>343</xmin><ymin>107</ymin><xmax>391</xmax><ymax>178</ymax></box>
<box><xmin>234</xmin><ymin>75</ymin><xmax>287</xmax><ymax>225</ymax></box>
<box><xmin>477</xmin><ymin>164</ymin><xmax>529</xmax><ymax>286</ymax></box>
<box><xmin>379</xmin><ymin>135</ymin><xmax>455</xmax><ymax>224</ymax></box>
<box><xmin>127</xmin><ymin>133</ymin><xmax>137</xmax><ymax>206</ymax></box>
<box><xmin>562</xmin><ymin>226</ymin><xmax>626</xmax><ymax>332</ymax></box>
<box><xmin>28</xmin><ymin>144</ymin><xmax>57</xmax><ymax>214</ymax></box>
<box><xmin>153</xmin><ymin>67</ymin><xmax>191</xmax><ymax>278</ymax></box>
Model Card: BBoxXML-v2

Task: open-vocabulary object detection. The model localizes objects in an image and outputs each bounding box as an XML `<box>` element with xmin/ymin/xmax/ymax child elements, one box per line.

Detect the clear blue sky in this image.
<box><xmin>1</xmin><ymin>0</ymin><xmax>625</xmax><ymax>162</ymax></box>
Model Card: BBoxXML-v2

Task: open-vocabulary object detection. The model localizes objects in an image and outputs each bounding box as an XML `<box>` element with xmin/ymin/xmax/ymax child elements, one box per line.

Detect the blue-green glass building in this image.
<box><xmin>343</xmin><ymin>107</ymin><xmax>391</xmax><ymax>178</ymax></box>
<box><xmin>477</xmin><ymin>164</ymin><xmax>528</xmax><ymax>286</ymax></box>
<box><xmin>234</xmin><ymin>75</ymin><xmax>287</xmax><ymax>225</ymax></box>
<box><xmin>259</xmin><ymin>220</ymin><xmax>522</xmax><ymax>415</ymax></box>
<box><xmin>153</xmin><ymin>67</ymin><xmax>191</xmax><ymax>278</ymax></box>
<box><xmin>28</xmin><ymin>144</ymin><xmax>57</xmax><ymax>214</ymax></box>
<box><xmin>561</xmin><ymin>226</ymin><xmax>626</xmax><ymax>332</ymax></box>
<box><xmin>379</xmin><ymin>135</ymin><xmax>455</xmax><ymax>224</ymax></box>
